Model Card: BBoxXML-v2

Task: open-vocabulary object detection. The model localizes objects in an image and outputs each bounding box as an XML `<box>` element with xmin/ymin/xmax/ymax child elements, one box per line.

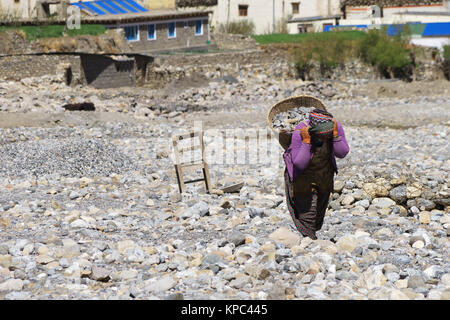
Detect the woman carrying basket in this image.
<box><xmin>283</xmin><ymin>109</ymin><xmax>349</xmax><ymax>240</ymax></box>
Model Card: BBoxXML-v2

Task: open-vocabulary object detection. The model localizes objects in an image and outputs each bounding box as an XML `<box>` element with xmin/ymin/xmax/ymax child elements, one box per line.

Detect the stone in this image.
<box><xmin>336</xmin><ymin>235</ymin><xmax>357</xmax><ymax>252</ymax></box>
<box><xmin>248</xmin><ymin>207</ymin><xmax>265</xmax><ymax>218</ymax></box>
<box><xmin>423</xmin><ymin>266</ymin><xmax>445</xmax><ymax>279</ymax></box>
<box><xmin>406</xmin><ymin>185</ymin><xmax>422</xmax><ymax>199</ymax></box>
<box><xmin>416</xmin><ymin>199</ymin><xmax>435</xmax><ymax>211</ymax></box>
<box><xmin>389</xmin><ymin>289</ymin><xmax>410</xmax><ymax>300</ymax></box>
<box><xmin>268</xmin><ymin>281</ymin><xmax>286</xmax><ymax>300</ymax></box>
<box><xmin>333</xmin><ymin>181</ymin><xmax>345</xmax><ymax>193</ymax></box>
<box><xmin>418</xmin><ymin>212</ymin><xmax>431</xmax><ymax>224</ymax></box>
<box><xmin>412</xmin><ymin>241</ymin><xmax>425</xmax><ymax>249</ymax></box>
<box><xmin>70</xmin><ymin>219</ymin><xmax>89</xmax><ymax>228</ymax></box>
<box><xmin>116</xmin><ymin>240</ymin><xmax>136</xmax><ymax>254</ymax></box>
<box><xmin>229</xmin><ymin>276</ymin><xmax>250</xmax><ymax>289</ymax></box>
<box><xmin>359</xmin><ymin>199</ymin><xmax>370</xmax><ymax>209</ymax></box>
<box><xmin>269</xmin><ymin>227</ymin><xmax>301</xmax><ymax>248</ymax></box>
<box><xmin>90</xmin><ymin>265</ymin><xmax>110</xmax><ymax>282</ymax></box>
<box><xmin>363</xmin><ymin>183</ymin><xmax>388</xmax><ymax>198</ymax></box>
<box><xmin>115</xmin><ymin>269</ymin><xmax>138</xmax><ymax>281</ymax></box>
<box><xmin>389</xmin><ymin>185</ymin><xmax>407</xmax><ymax>204</ymax></box>
<box><xmin>395</xmin><ymin>279</ymin><xmax>408</xmax><ymax>289</ymax></box>
<box><xmin>0</xmin><ymin>254</ymin><xmax>12</xmax><ymax>268</ymax></box>
<box><xmin>36</xmin><ymin>255</ymin><xmax>55</xmax><ymax>265</ymax></box>
<box><xmin>190</xmin><ymin>201</ymin><xmax>210</xmax><ymax>217</ymax></box>
<box><xmin>341</xmin><ymin>195</ymin><xmax>355</xmax><ymax>206</ymax></box>
<box><xmin>0</xmin><ymin>279</ymin><xmax>23</xmax><ymax>292</ymax></box>
<box><xmin>407</xmin><ymin>275</ymin><xmax>425</xmax><ymax>289</ymax></box>
<box><xmin>372</xmin><ymin>197</ymin><xmax>396</xmax><ymax>209</ymax></box>
<box><xmin>441</xmin><ymin>274</ymin><xmax>450</xmax><ymax>286</ymax></box>
<box><xmin>229</xmin><ymin>231</ymin><xmax>246</xmax><ymax>247</ymax></box>
<box><xmin>220</xmin><ymin>199</ymin><xmax>233</xmax><ymax>209</ymax></box>
<box><xmin>149</xmin><ymin>275</ymin><xmax>177</xmax><ymax>293</ymax></box>
<box><xmin>386</xmin><ymin>272</ymin><xmax>400</xmax><ymax>282</ymax></box>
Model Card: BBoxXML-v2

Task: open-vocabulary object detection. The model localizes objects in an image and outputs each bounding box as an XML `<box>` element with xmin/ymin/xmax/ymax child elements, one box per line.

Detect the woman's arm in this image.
<box><xmin>332</xmin><ymin>120</ymin><xmax>350</xmax><ymax>158</ymax></box>
<box><xmin>290</xmin><ymin>124</ymin><xmax>313</xmax><ymax>172</ymax></box>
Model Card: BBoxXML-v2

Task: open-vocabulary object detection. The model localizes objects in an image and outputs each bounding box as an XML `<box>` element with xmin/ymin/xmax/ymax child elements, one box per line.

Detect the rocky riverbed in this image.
<box><xmin>0</xmin><ymin>73</ymin><xmax>449</xmax><ymax>300</ymax></box>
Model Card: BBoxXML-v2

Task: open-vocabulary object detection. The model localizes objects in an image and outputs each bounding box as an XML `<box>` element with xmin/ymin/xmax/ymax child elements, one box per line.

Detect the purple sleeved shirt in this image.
<box><xmin>283</xmin><ymin>119</ymin><xmax>349</xmax><ymax>182</ymax></box>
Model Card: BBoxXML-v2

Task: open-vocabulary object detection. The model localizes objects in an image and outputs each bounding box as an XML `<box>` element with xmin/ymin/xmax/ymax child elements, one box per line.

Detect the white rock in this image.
<box><xmin>269</xmin><ymin>227</ymin><xmax>301</xmax><ymax>248</ymax></box>
<box><xmin>412</xmin><ymin>240</ymin><xmax>425</xmax><ymax>249</ymax></box>
<box><xmin>148</xmin><ymin>275</ymin><xmax>177</xmax><ymax>293</ymax></box>
<box><xmin>0</xmin><ymin>279</ymin><xmax>23</xmax><ymax>292</ymax></box>
<box><xmin>372</xmin><ymin>197</ymin><xmax>396</xmax><ymax>209</ymax></box>
<box><xmin>336</xmin><ymin>235</ymin><xmax>358</xmax><ymax>252</ymax></box>
<box><xmin>70</xmin><ymin>219</ymin><xmax>89</xmax><ymax>228</ymax></box>
<box><xmin>341</xmin><ymin>195</ymin><xmax>355</xmax><ymax>206</ymax></box>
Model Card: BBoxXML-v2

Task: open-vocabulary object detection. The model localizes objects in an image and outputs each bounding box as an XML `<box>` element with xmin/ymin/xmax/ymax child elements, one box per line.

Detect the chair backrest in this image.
<box><xmin>172</xmin><ymin>131</ymin><xmax>205</xmax><ymax>165</ymax></box>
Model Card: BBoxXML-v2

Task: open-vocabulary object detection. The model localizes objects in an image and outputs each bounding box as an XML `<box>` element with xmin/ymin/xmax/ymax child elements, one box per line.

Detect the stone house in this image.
<box><xmin>338</xmin><ymin>0</ymin><xmax>450</xmax><ymax>27</ymax></box>
<box><xmin>286</xmin><ymin>0</ymin><xmax>342</xmax><ymax>33</ymax></box>
<box><xmin>177</xmin><ymin>0</ymin><xmax>311</xmax><ymax>34</ymax></box>
<box><xmin>70</xmin><ymin>0</ymin><xmax>212</xmax><ymax>53</ymax></box>
<box><xmin>286</xmin><ymin>0</ymin><xmax>450</xmax><ymax>33</ymax></box>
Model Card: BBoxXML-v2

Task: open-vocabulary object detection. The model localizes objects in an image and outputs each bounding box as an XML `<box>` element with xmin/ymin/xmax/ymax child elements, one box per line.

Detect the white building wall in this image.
<box><xmin>383</xmin><ymin>3</ymin><xmax>447</xmax><ymax>16</ymax></box>
<box><xmin>341</xmin><ymin>2</ymin><xmax>450</xmax><ymax>26</ymax></box>
<box><xmin>0</xmin><ymin>0</ymin><xmax>39</xmax><ymax>19</ymax></box>
<box><xmin>181</xmin><ymin>0</ymin><xmax>340</xmax><ymax>34</ymax></box>
<box><xmin>345</xmin><ymin>3</ymin><xmax>448</xmax><ymax>20</ymax></box>
<box><xmin>290</xmin><ymin>0</ymin><xmax>340</xmax><ymax>19</ymax></box>
<box><xmin>339</xmin><ymin>15</ymin><xmax>450</xmax><ymax>27</ymax></box>
<box><xmin>212</xmin><ymin>0</ymin><xmax>293</xmax><ymax>34</ymax></box>
<box><xmin>410</xmin><ymin>37</ymin><xmax>450</xmax><ymax>50</ymax></box>
<box><xmin>287</xmin><ymin>17</ymin><xmax>336</xmax><ymax>34</ymax></box>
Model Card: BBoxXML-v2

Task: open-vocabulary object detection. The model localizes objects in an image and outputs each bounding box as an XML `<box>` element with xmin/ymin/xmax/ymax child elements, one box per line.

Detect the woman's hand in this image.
<box><xmin>332</xmin><ymin>119</ymin><xmax>339</xmax><ymax>138</ymax></box>
<box><xmin>299</xmin><ymin>126</ymin><xmax>311</xmax><ymax>144</ymax></box>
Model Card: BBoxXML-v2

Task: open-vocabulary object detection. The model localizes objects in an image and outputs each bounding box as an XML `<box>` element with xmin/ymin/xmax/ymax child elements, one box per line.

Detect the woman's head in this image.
<box><xmin>308</xmin><ymin>109</ymin><xmax>334</xmax><ymax>141</ymax></box>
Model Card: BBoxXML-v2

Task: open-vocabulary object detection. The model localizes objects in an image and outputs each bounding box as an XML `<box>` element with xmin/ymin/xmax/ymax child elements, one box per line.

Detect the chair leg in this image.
<box><xmin>203</xmin><ymin>162</ymin><xmax>212</xmax><ymax>194</ymax></box>
<box><xmin>175</xmin><ymin>164</ymin><xmax>186</xmax><ymax>194</ymax></box>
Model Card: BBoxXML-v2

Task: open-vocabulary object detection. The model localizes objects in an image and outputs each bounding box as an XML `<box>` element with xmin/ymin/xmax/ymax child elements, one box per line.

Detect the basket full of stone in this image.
<box><xmin>267</xmin><ymin>95</ymin><xmax>328</xmax><ymax>150</ymax></box>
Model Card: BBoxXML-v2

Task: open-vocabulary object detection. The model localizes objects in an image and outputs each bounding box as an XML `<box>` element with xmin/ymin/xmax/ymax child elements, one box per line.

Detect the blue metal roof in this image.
<box><xmin>70</xmin><ymin>0</ymin><xmax>148</xmax><ymax>15</ymax></box>
<box><xmin>386</xmin><ymin>24</ymin><xmax>404</xmax><ymax>36</ymax></box>
<box><xmin>324</xmin><ymin>25</ymin><xmax>367</xmax><ymax>32</ymax></box>
<box><xmin>422</xmin><ymin>22</ymin><xmax>450</xmax><ymax>37</ymax></box>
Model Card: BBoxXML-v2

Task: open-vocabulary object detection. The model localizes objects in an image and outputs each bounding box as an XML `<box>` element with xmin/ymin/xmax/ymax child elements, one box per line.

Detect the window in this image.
<box><xmin>148</xmin><ymin>24</ymin><xmax>156</xmax><ymax>40</ymax></box>
<box><xmin>168</xmin><ymin>22</ymin><xmax>176</xmax><ymax>38</ymax></box>
<box><xmin>292</xmin><ymin>2</ymin><xmax>299</xmax><ymax>14</ymax></box>
<box><xmin>124</xmin><ymin>26</ymin><xmax>139</xmax><ymax>41</ymax></box>
<box><xmin>184</xmin><ymin>21</ymin><xmax>188</xmax><ymax>28</ymax></box>
<box><xmin>238</xmin><ymin>5</ymin><xmax>248</xmax><ymax>17</ymax></box>
<box><xmin>195</xmin><ymin>20</ymin><xmax>203</xmax><ymax>35</ymax></box>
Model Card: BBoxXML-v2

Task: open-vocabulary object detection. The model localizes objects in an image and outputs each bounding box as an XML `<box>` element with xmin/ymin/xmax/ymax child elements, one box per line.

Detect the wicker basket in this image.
<box><xmin>266</xmin><ymin>95</ymin><xmax>328</xmax><ymax>150</ymax></box>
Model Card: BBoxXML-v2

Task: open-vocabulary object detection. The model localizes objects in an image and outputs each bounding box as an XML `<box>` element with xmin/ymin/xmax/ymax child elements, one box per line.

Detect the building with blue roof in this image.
<box><xmin>69</xmin><ymin>0</ymin><xmax>212</xmax><ymax>53</ymax></box>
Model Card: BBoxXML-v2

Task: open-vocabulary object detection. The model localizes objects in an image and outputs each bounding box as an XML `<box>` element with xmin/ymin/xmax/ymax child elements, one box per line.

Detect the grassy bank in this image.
<box><xmin>254</xmin><ymin>30</ymin><xmax>414</xmax><ymax>79</ymax></box>
<box><xmin>0</xmin><ymin>24</ymin><xmax>107</xmax><ymax>41</ymax></box>
<box><xmin>252</xmin><ymin>31</ymin><xmax>366</xmax><ymax>44</ymax></box>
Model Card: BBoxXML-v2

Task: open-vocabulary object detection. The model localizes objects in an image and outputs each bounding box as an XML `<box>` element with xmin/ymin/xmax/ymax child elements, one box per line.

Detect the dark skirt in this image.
<box><xmin>284</xmin><ymin>169</ymin><xmax>332</xmax><ymax>240</ymax></box>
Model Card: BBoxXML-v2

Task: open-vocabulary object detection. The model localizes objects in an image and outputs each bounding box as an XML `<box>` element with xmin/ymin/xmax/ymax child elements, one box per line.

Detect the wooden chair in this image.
<box><xmin>172</xmin><ymin>131</ymin><xmax>212</xmax><ymax>194</ymax></box>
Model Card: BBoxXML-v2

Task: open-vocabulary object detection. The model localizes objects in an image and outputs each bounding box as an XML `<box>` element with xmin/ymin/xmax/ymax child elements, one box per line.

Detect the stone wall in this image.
<box><xmin>145</xmin><ymin>49</ymin><xmax>295</xmax><ymax>88</ymax></box>
<box><xmin>211</xmin><ymin>33</ymin><xmax>260</xmax><ymax>50</ymax></box>
<box><xmin>128</xmin><ymin>19</ymin><xmax>210</xmax><ymax>54</ymax></box>
<box><xmin>80</xmin><ymin>55</ymin><xmax>136</xmax><ymax>89</ymax></box>
<box><xmin>0</xmin><ymin>53</ymin><xmax>153</xmax><ymax>88</ymax></box>
<box><xmin>0</xmin><ymin>54</ymin><xmax>82</xmax><ymax>83</ymax></box>
<box><xmin>0</xmin><ymin>47</ymin><xmax>446</xmax><ymax>90</ymax></box>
